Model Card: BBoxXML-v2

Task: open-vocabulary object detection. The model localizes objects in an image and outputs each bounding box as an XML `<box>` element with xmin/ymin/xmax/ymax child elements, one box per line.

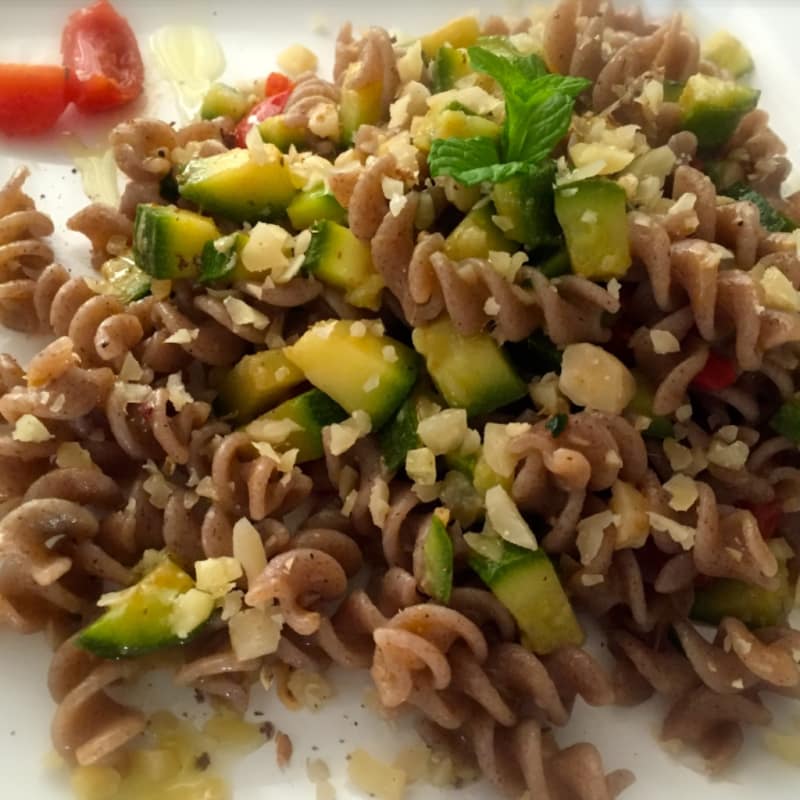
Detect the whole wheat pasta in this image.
<box><xmin>2</xmin><ymin>4</ymin><xmax>800</xmax><ymax>799</ymax></box>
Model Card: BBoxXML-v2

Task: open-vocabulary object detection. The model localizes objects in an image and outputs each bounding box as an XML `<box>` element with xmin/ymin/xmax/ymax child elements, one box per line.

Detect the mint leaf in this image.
<box><xmin>429</xmin><ymin>137</ymin><xmax>531</xmax><ymax>186</ymax></box>
<box><xmin>467</xmin><ymin>46</ymin><xmax>548</xmax><ymax>92</ymax></box>
<box><xmin>428</xmin><ymin>46</ymin><xmax>592</xmax><ymax>187</ymax></box>
<box><xmin>505</xmin><ymin>92</ymin><xmax>575</xmax><ymax>163</ymax></box>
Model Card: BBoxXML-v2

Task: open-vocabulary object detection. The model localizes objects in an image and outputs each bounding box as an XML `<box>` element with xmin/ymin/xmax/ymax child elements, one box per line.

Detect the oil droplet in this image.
<box><xmin>63</xmin><ymin>135</ymin><xmax>120</xmax><ymax>206</ymax></box>
<box><xmin>150</xmin><ymin>25</ymin><xmax>226</xmax><ymax>117</ymax></box>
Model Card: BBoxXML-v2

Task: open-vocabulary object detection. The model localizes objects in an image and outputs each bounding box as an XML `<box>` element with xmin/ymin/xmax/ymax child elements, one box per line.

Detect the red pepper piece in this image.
<box><xmin>691</xmin><ymin>352</ymin><xmax>737</xmax><ymax>392</ymax></box>
<box><xmin>234</xmin><ymin>90</ymin><xmax>292</xmax><ymax>148</ymax></box>
<box><xmin>0</xmin><ymin>64</ymin><xmax>70</xmax><ymax>136</ymax></box>
<box><xmin>265</xmin><ymin>72</ymin><xmax>294</xmax><ymax>98</ymax></box>
<box><xmin>745</xmin><ymin>500</ymin><xmax>782</xmax><ymax>540</ymax></box>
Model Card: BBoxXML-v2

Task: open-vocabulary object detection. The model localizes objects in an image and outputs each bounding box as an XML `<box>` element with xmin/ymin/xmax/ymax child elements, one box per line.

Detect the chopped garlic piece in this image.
<box><xmin>397</xmin><ymin>40</ymin><xmax>424</xmax><ymax>84</ymax></box>
<box><xmin>170</xmin><ymin>588</ymin><xmax>215</xmax><ymax>639</ymax></box>
<box><xmin>119</xmin><ymin>352</ymin><xmax>143</xmax><ymax>382</ymax></box>
<box><xmin>195</xmin><ymin>557</ymin><xmax>243</xmax><ymax>598</ymax></box>
<box><xmin>577</xmin><ymin>511</ymin><xmax>617</xmax><ymax>564</ymax></box>
<box><xmin>229</xmin><ymin>607</ymin><xmax>283</xmax><ymax>660</ymax></box>
<box><xmin>664</xmin><ymin>438</ymin><xmax>693</xmax><ymax>471</ymax></box>
<box><xmin>707</xmin><ymin>439</ymin><xmax>749</xmax><ymax>470</ymax></box>
<box><xmin>482</xmin><ymin>422</ymin><xmax>530</xmax><ymax>478</ymax></box>
<box><xmin>529</xmin><ymin>372</ymin><xmax>569</xmax><ymax>415</ymax></box>
<box><xmin>308</xmin><ymin>102</ymin><xmax>340</xmax><ymax>139</ymax></box>
<box><xmin>164</xmin><ymin>328</ymin><xmax>198</xmax><ymax>345</ymax></box>
<box><xmin>406</xmin><ymin>447</ymin><xmax>436</xmax><ymax>486</ymax></box>
<box><xmin>246</xmin><ymin>417</ymin><xmax>303</xmax><ymax>444</ymax></box>
<box><xmin>648</xmin><ymin>512</ymin><xmax>696</xmax><ymax>550</ymax></box>
<box><xmin>483</xmin><ymin>296</ymin><xmax>501</xmax><ymax>316</ymax></box>
<box><xmin>609</xmin><ymin>480</ymin><xmax>649</xmax><ymax>549</ymax></box>
<box><xmin>664</xmin><ymin>474</ymin><xmax>699</xmax><ymax>512</ymax></box>
<box><xmin>142</xmin><ymin>468</ymin><xmax>173</xmax><ymax>509</ymax></box>
<box><xmin>382</xmin><ymin>345</ymin><xmax>398</xmax><ymax>363</ymax></box>
<box><xmin>165</xmin><ymin>372</ymin><xmax>193</xmax><ymax>411</ymax></box>
<box><xmin>487</xmin><ymin>250</ymin><xmax>528</xmax><ymax>281</ymax></box>
<box><xmin>223</xmin><ymin>296</ymin><xmax>270</xmax><ymax>330</ymax></box>
<box><xmin>277</xmin><ymin>43</ymin><xmax>318</xmax><ymax>77</ymax></box>
<box><xmin>559</xmin><ymin>343</ymin><xmax>635</xmax><ymax>414</ymax></box>
<box><xmin>327</xmin><ymin>410</ymin><xmax>372</xmax><ymax>456</ymax></box>
<box><xmin>607</xmin><ymin>278</ymin><xmax>621</xmax><ymax>299</ymax></box>
<box><xmin>417</xmin><ymin>409</ymin><xmax>468</xmax><ymax>455</ymax></box>
<box><xmin>252</xmin><ymin>440</ymin><xmax>299</xmax><ymax>472</ymax></box>
<box><xmin>485</xmin><ymin>485</ymin><xmax>538</xmax><ymax>550</ymax></box>
<box><xmin>675</xmin><ymin>404</ymin><xmax>692</xmax><ymax>423</ymax></box>
<box><xmin>242</xmin><ymin>222</ymin><xmax>292</xmax><ymax>278</ymax></box>
<box><xmin>368</xmin><ymin>478</ymin><xmax>390</xmax><ymax>528</ymax></box>
<box><xmin>569</xmin><ymin>142</ymin><xmax>635</xmax><ymax>175</ymax></box>
<box><xmin>232</xmin><ymin>518</ymin><xmax>267</xmax><ymax>587</ymax></box>
<box><xmin>55</xmin><ymin>442</ymin><xmax>93</xmax><ymax>469</ymax></box>
<box><xmin>12</xmin><ymin>414</ymin><xmax>53</xmax><ymax>442</ymax></box>
<box><xmin>221</xmin><ymin>589</ymin><xmax>244</xmax><ymax>621</ymax></box>
<box><xmin>650</xmin><ymin>329</ymin><xmax>681</xmax><ymax>354</ymax></box>
<box><xmin>668</xmin><ymin>192</ymin><xmax>697</xmax><ymax>215</ymax></box>
<box><xmin>760</xmin><ymin>266</ymin><xmax>800</xmax><ymax>312</ymax></box>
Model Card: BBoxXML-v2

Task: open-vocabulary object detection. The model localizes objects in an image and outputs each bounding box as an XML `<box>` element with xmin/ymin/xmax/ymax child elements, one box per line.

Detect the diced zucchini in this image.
<box><xmin>199</xmin><ymin>232</ymin><xmax>250</xmax><ymax>285</ymax></box>
<box><xmin>506</xmin><ymin>330</ymin><xmax>563</xmax><ymax>379</ymax></box>
<box><xmin>380</xmin><ymin>392</ymin><xmax>421</xmax><ymax>472</ymax></box>
<box><xmin>678</xmin><ymin>74</ymin><xmax>760</xmax><ymax>150</ymax></box>
<box><xmin>413</xmin><ymin>108</ymin><xmax>501</xmax><ymax>152</ymax></box>
<box><xmin>177</xmin><ymin>148</ymin><xmax>298</xmax><ymax>222</ymax></box>
<box><xmin>723</xmin><ymin>183</ymin><xmax>796</xmax><ymax>233</ymax></box>
<box><xmin>421</xmin><ymin>15</ymin><xmax>480</xmax><ymax>59</ymax></box>
<box><xmin>702</xmin><ymin>30</ymin><xmax>754</xmax><ymax>78</ymax></box>
<box><xmin>216</xmin><ymin>350</ymin><xmax>305</xmax><ymax>423</ymax></box>
<box><xmin>469</xmin><ymin>540</ymin><xmax>584</xmax><ymax>654</ymax></box>
<box><xmin>245</xmin><ymin>389</ymin><xmax>348</xmax><ymax>463</ymax></box>
<box><xmin>412</xmin><ymin>317</ymin><xmax>527</xmax><ymax>417</ymax></box>
<box><xmin>258</xmin><ymin>115</ymin><xmax>308</xmax><ymax>152</ymax></box>
<box><xmin>287</xmin><ymin>184</ymin><xmax>347</xmax><ymax>230</ymax></box>
<box><xmin>133</xmin><ymin>204</ymin><xmax>220</xmax><ymax>280</ymax></box>
<box><xmin>100</xmin><ymin>252</ymin><xmax>151</xmax><ymax>303</ymax></box>
<box><xmin>491</xmin><ymin>162</ymin><xmax>560</xmax><ymax>249</ymax></box>
<box><xmin>444</xmin><ymin>203</ymin><xmax>514</xmax><ymax>261</ymax></box>
<box><xmin>379</xmin><ymin>389</ymin><xmax>440</xmax><ymax>473</ymax></box>
<box><xmin>302</xmin><ymin>220</ymin><xmax>384</xmax><ymax>310</ymax></box>
<box><xmin>692</xmin><ymin>559</ymin><xmax>792</xmax><ymax>629</ymax></box>
<box><xmin>201</xmin><ymin>82</ymin><xmax>250</xmax><ymax>122</ymax></box>
<box><xmin>627</xmin><ymin>372</ymin><xmax>674</xmax><ymax>440</ymax></box>
<box><xmin>662</xmin><ymin>80</ymin><xmax>685</xmax><ymax>103</ymax></box>
<box><xmin>78</xmin><ymin>556</ymin><xmax>210</xmax><ymax>659</ymax></box>
<box><xmin>432</xmin><ymin>45</ymin><xmax>472</xmax><ymax>92</ymax></box>
<box><xmin>537</xmin><ymin>248</ymin><xmax>571</xmax><ymax>278</ymax></box>
<box><xmin>339</xmin><ymin>63</ymin><xmax>383</xmax><ymax>146</ymax></box>
<box><xmin>770</xmin><ymin>398</ymin><xmax>800</xmax><ymax>443</ymax></box>
<box><xmin>285</xmin><ymin>320</ymin><xmax>419</xmax><ymax>430</ymax></box>
<box><xmin>554</xmin><ymin>178</ymin><xmax>632</xmax><ymax>279</ymax></box>
<box><xmin>472</xmin><ymin>452</ymin><xmax>513</xmax><ymax>495</ymax></box>
<box><xmin>444</xmin><ymin>448</ymin><xmax>479</xmax><ymax>478</ymax></box>
<box><xmin>419</xmin><ymin>513</ymin><xmax>454</xmax><ymax>604</ymax></box>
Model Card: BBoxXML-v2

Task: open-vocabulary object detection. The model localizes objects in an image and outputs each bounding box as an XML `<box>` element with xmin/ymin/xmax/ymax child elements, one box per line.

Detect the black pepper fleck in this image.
<box><xmin>194</xmin><ymin>688</ymin><xmax>205</xmax><ymax>703</ymax></box>
<box><xmin>194</xmin><ymin>752</ymin><xmax>211</xmax><ymax>771</ymax></box>
<box><xmin>259</xmin><ymin>721</ymin><xmax>275</xmax><ymax>740</ymax></box>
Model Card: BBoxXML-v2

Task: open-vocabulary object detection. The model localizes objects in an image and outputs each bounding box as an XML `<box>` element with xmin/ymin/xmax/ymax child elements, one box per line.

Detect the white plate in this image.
<box><xmin>1</xmin><ymin>2</ymin><xmax>799</xmax><ymax>798</ymax></box>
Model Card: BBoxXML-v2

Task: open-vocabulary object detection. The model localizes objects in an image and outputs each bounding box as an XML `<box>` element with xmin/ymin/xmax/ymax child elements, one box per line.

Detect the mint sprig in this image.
<box><xmin>428</xmin><ymin>47</ymin><xmax>591</xmax><ymax>187</ymax></box>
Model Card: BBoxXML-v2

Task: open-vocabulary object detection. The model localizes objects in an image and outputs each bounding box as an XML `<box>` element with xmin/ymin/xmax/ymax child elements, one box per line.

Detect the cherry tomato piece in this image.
<box><xmin>0</xmin><ymin>64</ymin><xmax>70</xmax><ymax>136</ymax></box>
<box><xmin>62</xmin><ymin>0</ymin><xmax>144</xmax><ymax>112</ymax></box>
